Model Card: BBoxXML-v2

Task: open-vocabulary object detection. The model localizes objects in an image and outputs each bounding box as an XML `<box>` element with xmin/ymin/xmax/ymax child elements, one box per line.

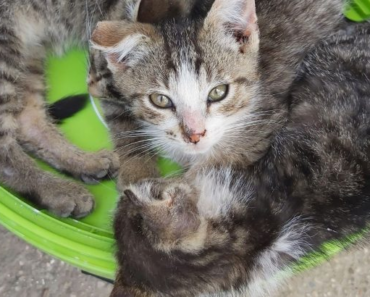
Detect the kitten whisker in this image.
<box><xmin>93</xmin><ymin>0</ymin><xmax>103</xmax><ymax>16</ymax></box>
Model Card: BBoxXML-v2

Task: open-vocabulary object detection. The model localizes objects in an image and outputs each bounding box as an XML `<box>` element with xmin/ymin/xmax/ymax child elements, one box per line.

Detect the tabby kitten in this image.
<box><xmin>87</xmin><ymin>0</ymin><xmax>355</xmax><ymax>295</ymax></box>
<box><xmin>0</xmin><ymin>0</ymin><xmax>193</xmax><ymax>217</ymax></box>
<box><xmin>111</xmin><ymin>21</ymin><xmax>370</xmax><ymax>297</ymax></box>
<box><xmin>90</xmin><ymin>0</ymin><xmax>345</xmax><ymax>190</ymax></box>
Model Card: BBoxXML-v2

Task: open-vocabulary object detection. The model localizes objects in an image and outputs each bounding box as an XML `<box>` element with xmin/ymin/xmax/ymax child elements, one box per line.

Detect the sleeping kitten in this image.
<box><xmin>0</xmin><ymin>0</ymin><xmax>194</xmax><ymax>217</ymax></box>
<box><xmin>89</xmin><ymin>0</ymin><xmax>345</xmax><ymax>189</ymax></box>
<box><xmin>111</xmin><ymin>21</ymin><xmax>370</xmax><ymax>296</ymax></box>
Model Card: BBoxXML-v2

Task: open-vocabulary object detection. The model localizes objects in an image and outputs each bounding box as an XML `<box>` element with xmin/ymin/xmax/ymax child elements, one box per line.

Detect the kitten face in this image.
<box><xmin>91</xmin><ymin>0</ymin><xmax>270</xmax><ymax>165</ymax></box>
<box><xmin>126</xmin><ymin>25</ymin><xmax>260</xmax><ymax>159</ymax></box>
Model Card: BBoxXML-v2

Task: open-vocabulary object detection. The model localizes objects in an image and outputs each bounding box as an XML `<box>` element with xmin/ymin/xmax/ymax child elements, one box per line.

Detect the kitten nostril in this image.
<box><xmin>189</xmin><ymin>134</ymin><xmax>201</xmax><ymax>144</ymax></box>
<box><xmin>188</xmin><ymin>130</ymin><xmax>206</xmax><ymax>144</ymax></box>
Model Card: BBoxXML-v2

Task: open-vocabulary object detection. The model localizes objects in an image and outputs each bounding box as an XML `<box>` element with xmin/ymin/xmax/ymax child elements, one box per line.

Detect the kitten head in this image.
<box><xmin>121</xmin><ymin>179</ymin><xmax>206</xmax><ymax>253</ymax></box>
<box><xmin>91</xmin><ymin>0</ymin><xmax>277</xmax><ymax>166</ymax></box>
<box><xmin>111</xmin><ymin>173</ymin><xmax>309</xmax><ymax>297</ymax></box>
<box><xmin>112</xmin><ymin>178</ymin><xmax>241</xmax><ymax>297</ymax></box>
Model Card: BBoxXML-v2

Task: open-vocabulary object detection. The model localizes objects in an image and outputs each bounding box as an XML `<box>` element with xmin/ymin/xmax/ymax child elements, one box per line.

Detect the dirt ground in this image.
<box><xmin>0</xmin><ymin>224</ymin><xmax>369</xmax><ymax>297</ymax></box>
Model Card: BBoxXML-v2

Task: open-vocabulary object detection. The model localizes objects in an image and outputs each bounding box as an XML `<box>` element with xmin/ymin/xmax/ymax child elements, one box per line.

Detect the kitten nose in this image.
<box><xmin>187</xmin><ymin>130</ymin><xmax>206</xmax><ymax>144</ymax></box>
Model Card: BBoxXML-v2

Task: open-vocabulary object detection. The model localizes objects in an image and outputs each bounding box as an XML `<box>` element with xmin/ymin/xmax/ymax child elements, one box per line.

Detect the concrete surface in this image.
<box><xmin>278</xmin><ymin>246</ymin><xmax>370</xmax><ymax>297</ymax></box>
<box><xmin>0</xmin><ymin>224</ymin><xmax>369</xmax><ymax>297</ymax></box>
<box><xmin>0</xmin><ymin>225</ymin><xmax>113</xmax><ymax>297</ymax></box>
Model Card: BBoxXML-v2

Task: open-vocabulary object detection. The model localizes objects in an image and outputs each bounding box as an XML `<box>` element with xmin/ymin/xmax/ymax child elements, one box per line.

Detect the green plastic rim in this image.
<box><xmin>0</xmin><ymin>2</ymin><xmax>369</xmax><ymax>282</ymax></box>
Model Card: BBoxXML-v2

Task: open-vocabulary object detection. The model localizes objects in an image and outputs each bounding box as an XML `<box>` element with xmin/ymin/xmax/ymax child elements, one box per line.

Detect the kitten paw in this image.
<box><xmin>39</xmin><ymin>180</ymin><xmax>95</xmax><ymax>218</ymax></box>
<box><xmin>79</xmin><ymin>150</ymin><xmax>119</xmax><ymax>184</ymax></box>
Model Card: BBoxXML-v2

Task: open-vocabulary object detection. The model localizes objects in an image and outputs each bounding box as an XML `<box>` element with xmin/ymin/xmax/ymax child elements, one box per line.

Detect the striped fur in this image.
<box><xmin>0</xmin><ymin>0</ymin><xmax>142</xmax><ymax>217</ymax></box>
<box><xmin>86</xmin><ymin>0</ymin><xmax>362</xmax><ymax>296</ymax></box>
<box><xmin>0</xmin><ymin>0</ymin><xmax>202</xmax><ymax>217</ymax></box>
<box><xmin>0</xmin><ymin>0</ymin><xmax>200</xmax><ymax>216</ymax></box>
<box><xmin>91</xmin><ymin>0</ymin><xmax>345</xmax><ymax>180</ymax></box>
<box><xmin>111</xmin><ymin>21</ymin><xmax>370</xmax><ymax>297</ymax></box>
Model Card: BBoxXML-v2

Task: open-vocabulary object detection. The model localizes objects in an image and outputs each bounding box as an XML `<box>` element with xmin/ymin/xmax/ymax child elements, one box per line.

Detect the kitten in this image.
<box><xmin>87</xmin><ymin>0</ymin><xmax>357</xmax><ymax>295</ymax></box>
<box><xmin>0</xmin><ymin>0</ymin><xmax>193</xmax><ymax>217</ymax></box>
<box><xmin>89</xmin><ymin>0</ymin><xmax>345</xmax><ymax>190</ymax></box>
<box><xmin>111</xmin><ymin>21</ymin><xmax>370</xmax><ymax>297</ymax></box>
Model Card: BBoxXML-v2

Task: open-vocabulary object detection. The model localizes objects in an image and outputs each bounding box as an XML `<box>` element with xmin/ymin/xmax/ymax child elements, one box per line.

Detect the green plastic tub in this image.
<box><xmin>0</xmin><ymin>2</ymin><xmax>369</xmax><ymax>282</ymax></box>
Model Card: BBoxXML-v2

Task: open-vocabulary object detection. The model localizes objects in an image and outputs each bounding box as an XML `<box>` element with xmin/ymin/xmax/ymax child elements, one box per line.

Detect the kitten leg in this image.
<box><xmin>0</xmin><ymin>136</ymin><xmax>94</xmax><ymax>218</ymax></box>
<box><xmin>102</xmin><ymin>101</ymin><xmax>160</xmax><ymax>190</ymax></box>
<box><xmin>16</xmin><ymin>58</ymin><xmax>119</xmax><ymax>184</ymax></box>
<box><xmin>0</xmin><ymin>13</ymin><xmax>94</xmax><ymax>217</ymax></box>
<box><xmin>88</xmin><ymin>51</ymin><xmax>159</xmax><ymax>188</ymax></box>
<box><xmin>17</xmin><ymin>94</ymin><xmax>119</xmax><ymax>184</ymax></box>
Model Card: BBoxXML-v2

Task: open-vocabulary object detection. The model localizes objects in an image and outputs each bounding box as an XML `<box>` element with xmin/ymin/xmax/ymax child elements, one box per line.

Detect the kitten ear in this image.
<box><xmin>164</xmin><ymin>188</ymin><xmax>201</xmax><ymax>238</ymax></box>
<box><xmin>134</xmin><ymin>0</ymin><xmax>195</xmax><ymax>23</ymax></box>
<box><xmin>91</xmin><ymin>21</ymin><xmax>157</xmax><ymax>71</ymax></box>
<box><xmin>204</xmin><ymin>0</ymin><xmax>259</xmax><ymax>52</ymax></box>
<box><xmin>124</xmin><ymin>190</ymin><xmax>144</xmax><ymax>207</ymax></box>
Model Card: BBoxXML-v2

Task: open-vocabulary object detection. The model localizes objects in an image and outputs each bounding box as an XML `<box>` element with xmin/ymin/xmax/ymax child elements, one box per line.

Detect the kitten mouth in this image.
<box><xmin>184</xmin><ymin>142</ymin><xmax>213</xmax><ymax>155</ymax></box>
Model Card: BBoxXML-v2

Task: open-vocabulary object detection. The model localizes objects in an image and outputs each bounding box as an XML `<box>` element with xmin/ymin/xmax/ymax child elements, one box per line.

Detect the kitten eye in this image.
<box><xmin>208</xmin><ymin>84</ymin><xmax>229</xmax><ymax>103</ymax></box>
<box><xmin>150</xmin><ymin>93</ymin><xmax>174</xmax><ymax>109</ymax></box>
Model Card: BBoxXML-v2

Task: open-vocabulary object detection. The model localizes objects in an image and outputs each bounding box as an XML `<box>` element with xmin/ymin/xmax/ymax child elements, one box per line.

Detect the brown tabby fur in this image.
<box><xmin>85</xmin><ymin>0</ymin><xmax>365</xmax><ymax>296</ymax></box>
<box><xmin>110</xmin><ymin>20</ymin><xmax>370</xmax><ymax>297</ymax></box>
<box><xmin>89</xmin><ymin>0</ymin><xmax>345</xmax><ymax>191</ymax></box>
<box><xmin>0</xmin><ymin>0</ymin><xmax>193</xmax><ymax>217</ymax></box>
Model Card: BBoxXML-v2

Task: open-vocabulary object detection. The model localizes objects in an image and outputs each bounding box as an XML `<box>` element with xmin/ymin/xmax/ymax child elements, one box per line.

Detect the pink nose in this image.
<box><xmin>187</xmin><ymin>130</ymin><xmax>206</xmax><ymax>144</ymax></box>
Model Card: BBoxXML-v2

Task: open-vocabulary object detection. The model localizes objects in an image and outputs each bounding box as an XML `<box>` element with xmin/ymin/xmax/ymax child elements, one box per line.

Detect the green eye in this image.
<box><xmin>208</xmin><ymin>84</ymin><xmax>229</xmax><ymax>102</ymax></box>
<box><xmin>150</xmin><ymin>93</ymin><xmax>174</xmax><ymax>108</ymax></box>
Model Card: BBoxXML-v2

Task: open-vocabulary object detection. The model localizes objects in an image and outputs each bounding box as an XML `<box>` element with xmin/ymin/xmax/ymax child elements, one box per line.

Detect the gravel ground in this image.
<box><xmin>0</xmin><ymin>224</ymin><xmax>369</xmax><ymax>297</ymax></box>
